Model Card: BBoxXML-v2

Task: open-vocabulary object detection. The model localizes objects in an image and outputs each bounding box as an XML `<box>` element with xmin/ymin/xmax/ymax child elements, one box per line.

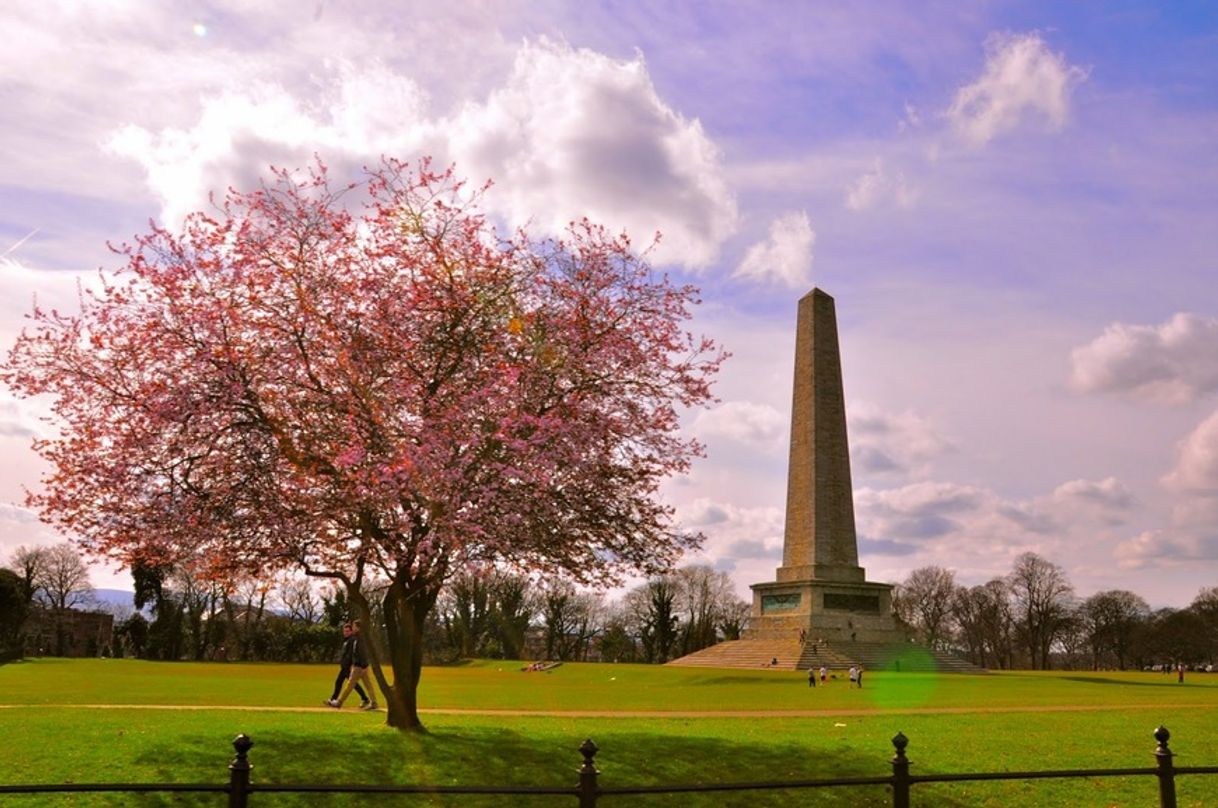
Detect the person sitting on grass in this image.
<box><xmin>329</xmin><ymin>620</ymin><xmax>379</xmax><ymax>711</ymax></box>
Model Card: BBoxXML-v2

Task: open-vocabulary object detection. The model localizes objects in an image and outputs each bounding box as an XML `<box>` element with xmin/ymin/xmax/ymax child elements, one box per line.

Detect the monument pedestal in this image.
<box><xmin>745</xmin><ymin>578</ymin><xmax>904</xmax><ymax>643</ymax></box>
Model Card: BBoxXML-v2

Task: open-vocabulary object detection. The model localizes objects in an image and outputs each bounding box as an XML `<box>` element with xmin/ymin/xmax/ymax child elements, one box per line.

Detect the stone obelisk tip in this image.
<box><xmin>777</xmin><ymin>287</ymin><xmax>862</xmax><ymax>583</ymax></box>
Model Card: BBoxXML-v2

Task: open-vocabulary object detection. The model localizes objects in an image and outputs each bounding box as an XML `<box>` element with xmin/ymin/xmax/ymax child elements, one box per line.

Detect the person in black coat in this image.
<box><xmin>331</xmin><ymin>620</ymin><xmax>379</xmax><ymax>710</ymax></box>
<box><xmin>325</xmin><ymin>622</ymin><xmax>369</xmax><ymax>708</ymax></box>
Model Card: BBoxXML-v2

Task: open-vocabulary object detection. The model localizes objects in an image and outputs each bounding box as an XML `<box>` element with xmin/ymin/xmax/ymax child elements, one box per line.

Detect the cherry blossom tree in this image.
<box><xmin>2</xmin><ymin>158</ymin><xmax>724</xmax><ymax>729</ymax></box>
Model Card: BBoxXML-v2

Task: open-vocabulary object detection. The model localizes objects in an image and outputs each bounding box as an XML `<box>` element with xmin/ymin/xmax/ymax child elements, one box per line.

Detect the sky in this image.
<box><xmin>1</xmin><ymin>1</ymin><xmax>1216</xmax><ymax>608</ymax></box>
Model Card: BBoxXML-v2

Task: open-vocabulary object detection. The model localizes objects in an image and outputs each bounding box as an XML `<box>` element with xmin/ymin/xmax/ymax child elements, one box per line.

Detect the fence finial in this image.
<box><xmin>1154</xmin><ymin>725</ymin><xmax>1177</xmax><ymax>808</ymax></box>
<box><xmin>578</xmin><ymin>739</ymin><xmax>600</xmax><ymax>808</ymax></box>
<box><xmin>229</xmin><ymin>735</ymin><xmax>254</xmax><ymax>808</ymax></box>
<box><xmin>892</xmin><ymin>732</ymin><xmax>909</xmax><ymax>760</ymax></box>
<box><xmin>890</xmin><ymin>732</ymin><xmax>911</xmax><ymax>808</ymax></box>
<box><xmin>232</xmin><ymin>734</ymin><xmax>254</xmax><ymax>763</ymax></box>
<box><xmin>579</xmin><ymin>739</ymin><xmax>599</xmax><ymax>773</ymax></box>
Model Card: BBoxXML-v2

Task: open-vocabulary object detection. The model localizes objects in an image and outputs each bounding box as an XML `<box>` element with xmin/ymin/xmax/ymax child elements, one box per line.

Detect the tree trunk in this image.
<box><xmin>350</xmin><ymin>577</ymin><xmax>437</xmax><ymax>732</ymax></box>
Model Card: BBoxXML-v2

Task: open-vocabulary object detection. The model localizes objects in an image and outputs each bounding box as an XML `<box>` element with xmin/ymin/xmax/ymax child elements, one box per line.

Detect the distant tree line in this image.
<box><xmin>17</xmin><ymin>542</ymin><xmax>1211</xmax><ymax>672</ymax></box>
<box><xmin>1</xmin><ymin>543</ymin><xmax>748</xmax><ymax>666</ymax></box>
<box><xmin>424</xmin><ymin>564</ymin><xmax>749</xmax><ymax>664</ymax></box>
<box><xmin>893</xmin><ymin>552</ymin><xmax>1218</xmax><ymax>670</ymax></box>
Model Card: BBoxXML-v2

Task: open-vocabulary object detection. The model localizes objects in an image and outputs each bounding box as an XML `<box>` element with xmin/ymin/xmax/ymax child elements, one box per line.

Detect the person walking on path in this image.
<box><xmin>808</xmin><ymin>667</ymin><xmax>816</xmax><ymax>688</ymax></box>
<box><xmin>331</xmin><ymin>620</ymin><xmax>379</xmax><ymax>710</ymax></box>
<box><xmin>848</xmin><ymin>665</ymin><xmax>858</xmax><ymax>688</ymax></box>
<box><xmin>325</xmin><ymin>622</ymin><xmax>369</xmax><ymax>709</ymax></box>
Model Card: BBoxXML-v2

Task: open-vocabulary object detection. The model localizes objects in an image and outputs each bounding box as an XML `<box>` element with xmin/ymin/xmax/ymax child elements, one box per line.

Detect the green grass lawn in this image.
<box><xmin>2</xmin><ymin>658</ymin><xmax>1217</xmax><ymax>807</ymax></box>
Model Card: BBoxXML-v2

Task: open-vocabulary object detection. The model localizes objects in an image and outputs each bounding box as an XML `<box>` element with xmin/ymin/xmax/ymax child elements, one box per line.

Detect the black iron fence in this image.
<box><xmin>2</xmin><ymin>726</ymin><xmax>1215</xmax><ymax>806</ymax></box>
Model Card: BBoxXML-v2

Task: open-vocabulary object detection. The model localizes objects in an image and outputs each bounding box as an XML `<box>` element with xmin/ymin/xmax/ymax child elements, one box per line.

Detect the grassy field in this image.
<box><xmin>2</xmin><ymin>658</ymin><xmax>1217</xmax><ymax>806</ymax></box>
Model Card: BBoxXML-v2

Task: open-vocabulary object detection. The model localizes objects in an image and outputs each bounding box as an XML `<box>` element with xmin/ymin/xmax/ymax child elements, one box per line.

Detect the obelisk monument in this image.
<box><xmin>746</xmin><ymin>288</ymin><xmax>903</xmax><ymax>642</ymax></box>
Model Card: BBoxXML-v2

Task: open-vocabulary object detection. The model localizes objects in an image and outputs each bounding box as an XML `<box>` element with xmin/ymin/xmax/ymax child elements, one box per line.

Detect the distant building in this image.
<box><xmin>23</xmin><ymin>607</ymin><xmax>114</xmax><ymax>657</ymax></box>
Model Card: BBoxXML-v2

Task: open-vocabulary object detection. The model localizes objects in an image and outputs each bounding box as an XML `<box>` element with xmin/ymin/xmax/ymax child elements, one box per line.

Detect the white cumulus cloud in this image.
<box><xmin>734</xmin><ymin>211</ymin><xmax>814</xmax><ymax>287</ymax></box>
<box><xmin>844</xmin><ymin>158</ymin><xmax>916</xmax><ymax>211</ymax></box>
<box><xmin>1052</xmin><ymin>477</ymin><xmax>1134</xmax><ymax>509</ymax></box>
<box><xmin>948</xmin><ymin>32</ymin><xmax>1088</xmax><ymax>146</ymax></box>
<box><xmin>1164</xmin><ymin>409</ymin><xmax>1218</xmax><ymax>495</ymax></box>
<box><xmin>1115</xmin><ymin>528</ymin><xmax>1218</xmax><ymax>569</ymax></box>
<box><xmin>449</xmin><ymin>39</ymin><xmax>737</xmax><ymax>269</ymax></box>
<box><xmin>849</xmin><ymin>403</ymin><xmax>952</xmax><ymax>478</ymax></box>
<box><xmin>107</xmin><ymin>65</ymin><xmax>436</xmax><ymax>227</ymax></box>
<box><xmin>674</xmin><ymin>498</ymin><xmax>784</xmax><ymax>580</ymax></box>
<box><xmin>692</xmin><ymin>401</ymin><xmax>786</xmax><ymax>448</ymax></box>
<box><xmin>1070</xmin><ymin>313</ymin><xmax>1218</xmax><ymax>404</ymax></box>
<box><xmin>104</xmin><ymin>39</ymin><xmax>738</xmax><ymax>270</ymax></box>
<box><xmin>1114</xmin><ymin>410</ymin><xmax>1218</xmax><ymax>568</ymax></box>
<box><xmin>1049</xmin><ymin>477</ymin><xmax>1134</xmax><ymax>526</ymax></box>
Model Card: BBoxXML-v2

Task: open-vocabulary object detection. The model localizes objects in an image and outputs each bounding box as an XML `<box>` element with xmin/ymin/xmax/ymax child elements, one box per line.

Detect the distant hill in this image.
<box><xmin>90</xmin><ymin>588</ymin><xmax>137</xmax><ymax>613</ymax></box>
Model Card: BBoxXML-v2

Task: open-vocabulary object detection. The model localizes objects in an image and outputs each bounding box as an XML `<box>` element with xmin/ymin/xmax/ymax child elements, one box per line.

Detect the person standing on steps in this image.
<box><xmin>331</xmin><ymin>619</ymin><xmax>379</xmax><ymax>711</ymax></box>
<box><xmin>325</xmin><ymin>622</ymin><xmax>369</xmax><ymax>709</ymax></box>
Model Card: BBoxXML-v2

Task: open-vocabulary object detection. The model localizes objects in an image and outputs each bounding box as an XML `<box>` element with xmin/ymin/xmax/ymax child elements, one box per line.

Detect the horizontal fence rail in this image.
<box><xmin>2</xmin><ymin>726</ymin><xmax>1216</xmax><ymax>806</ymax></box>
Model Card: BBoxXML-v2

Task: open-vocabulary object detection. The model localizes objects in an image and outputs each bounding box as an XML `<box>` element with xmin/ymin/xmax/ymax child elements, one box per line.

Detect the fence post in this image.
<box><xmin>228</xmin><ymin>734</ymin><xmax>254</xmax><ymax>808</ymax></box>
<box><xmin>1154</xmin><ymin>725</ymin><xmax>1177</xmax><ymax>808</ymax></box>
<box><xmin>577</xmin><ymin>739</ymin><xmax>599</xmax><ymax>808</ymax></box>
<box><xmin>891</xmin><ymin>732</ymin><xmax>911</xmax><ymax>808</ymax></box>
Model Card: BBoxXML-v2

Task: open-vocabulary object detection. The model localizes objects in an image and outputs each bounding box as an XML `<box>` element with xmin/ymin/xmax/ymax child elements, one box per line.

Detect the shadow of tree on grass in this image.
<box><xmin>1053</xmin><ymin>674</ymin><xmax>1205</xmax><ymax>689</ymax></box>
<box><xmin>100</xmin><ymin>725</ymin><xmax>970</xmax><ymax>808</ymax></box>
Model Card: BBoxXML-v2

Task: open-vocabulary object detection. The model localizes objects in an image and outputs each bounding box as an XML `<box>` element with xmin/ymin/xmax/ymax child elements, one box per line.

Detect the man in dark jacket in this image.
<box><xmin>325</xmin><ymin>622</ymin><xmax>369</xmax><ymax>708</ymax></box>
<box><xmin>331</xmin><ymin>620</ymin><xmax>379</xmax><ymax>710</ymax></box>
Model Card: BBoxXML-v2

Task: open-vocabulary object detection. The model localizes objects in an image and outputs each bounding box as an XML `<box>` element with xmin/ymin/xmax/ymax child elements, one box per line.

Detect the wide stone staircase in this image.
<box><xmin>669</xmin><ymin>638</ymin><xmax>986</xmax><ymax>673</ymax></box>
<box><xmin>799</xmin><ymin>640</ymin><xmax>986</xmax><ymax>673</ymax></box>
<box><xmin>665</xmin><ymin>639</ymin><xmax>805</xmax><ymax>670</ymax></box>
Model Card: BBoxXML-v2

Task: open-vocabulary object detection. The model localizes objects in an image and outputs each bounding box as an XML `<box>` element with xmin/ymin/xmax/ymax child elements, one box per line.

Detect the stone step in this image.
<box><xmin>667</xmin><ymin>639</ymin><xmax>804</xmax><ymax>670</ymax></box>
<box><xmin>798</xmin><ymin>640</ymin><xmax>986</xmax><ymax>673</ymax></box>
<box><xmin>669</xmin><ymin>639</ymin><xmax>987</xmax><ymax>673</ymax></box>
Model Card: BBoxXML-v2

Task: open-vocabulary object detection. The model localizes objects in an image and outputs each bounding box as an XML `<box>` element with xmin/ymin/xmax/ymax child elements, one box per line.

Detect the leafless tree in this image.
<box><xmin>1008</xmin><ymin>552</ymin><xmax>1074</xmax><ymax>669</ymax></box>
<box><xmin>35</xmin><ymin>543</ymin><xmax>93</xmax><ymax>611</ymax></box>
<box><xmin>277</xmin><ymin>576</ymin><xmax>320</xmax><ymax>624</ymax></box>
<box><xmin>1189</xmin><ymin>586</ymin><xmax>1218</xmax><ymax>662</ymax></box>
<box><xmin>952</xmin><ymin>579</ymin><xmax>1015</xmax><ymax>669</ymax></box>
<box><xmin>676</xmin><ymin>565</ymin><xmax>743</xmax><ymax>655</ymax></box>
<box><xmin>222</xmin><ymin>577</ymin><xmax>271</xmax><ymax>661</ymax></box>
<box><xmin>717</xmin><ymin>597</ymin><xmax>751</xmax><ymax>640</ymax></box>
<box><xmin>488</xmin><ymin>571</ymin><xmax>536</xmax><ymax>660</ymax></box>
<box><xmin>174</xmin><ymin>563</ymin><xmax>225</xmax><ymax>660</ymax></box>
<box><xmin>436</xmin><ymin>569</ymin><xmax>494</xmax><ymax>658</ymax></box>
<box><xmin>9</xmin><ymin>545</ymin><xmax>48</xmax><ymax>602</ymax></box>
<box><xmin>893</xmin><ymin>566</ymin><xmax>957</xmax><ymax>650</ymax></box>
<box><xmin>1080</xmin><ymin>589</ymin><xmax>1150</xmax><ymax>670</ymax></box>
<box><xmin>624</xmin><ymin>576</ymin><xmax>680</xmax><ymax>663</ymax></box>
<box><xmin>541</xmin><ymin>580</ymin><xmax>603</xmax><ymax>661</ymax></box>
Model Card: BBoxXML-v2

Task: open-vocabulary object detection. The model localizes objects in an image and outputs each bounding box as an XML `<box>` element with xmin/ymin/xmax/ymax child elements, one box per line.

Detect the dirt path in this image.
<box><xmin>1</xmin><ymin>702</ymin><xmax>1212</xmax><ymax>717</ymax></box>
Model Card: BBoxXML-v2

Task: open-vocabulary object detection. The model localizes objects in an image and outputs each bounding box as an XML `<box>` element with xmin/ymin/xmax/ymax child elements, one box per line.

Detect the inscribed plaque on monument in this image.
<box><xmin>823</xmin><ymin>593</ymin><xmax>880</xmax><ymax>614</ymax></box>
<box><xmin>761</xmin><ymin>594</ymin><xmax>801</xmax><ymax>613</ymax></box>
